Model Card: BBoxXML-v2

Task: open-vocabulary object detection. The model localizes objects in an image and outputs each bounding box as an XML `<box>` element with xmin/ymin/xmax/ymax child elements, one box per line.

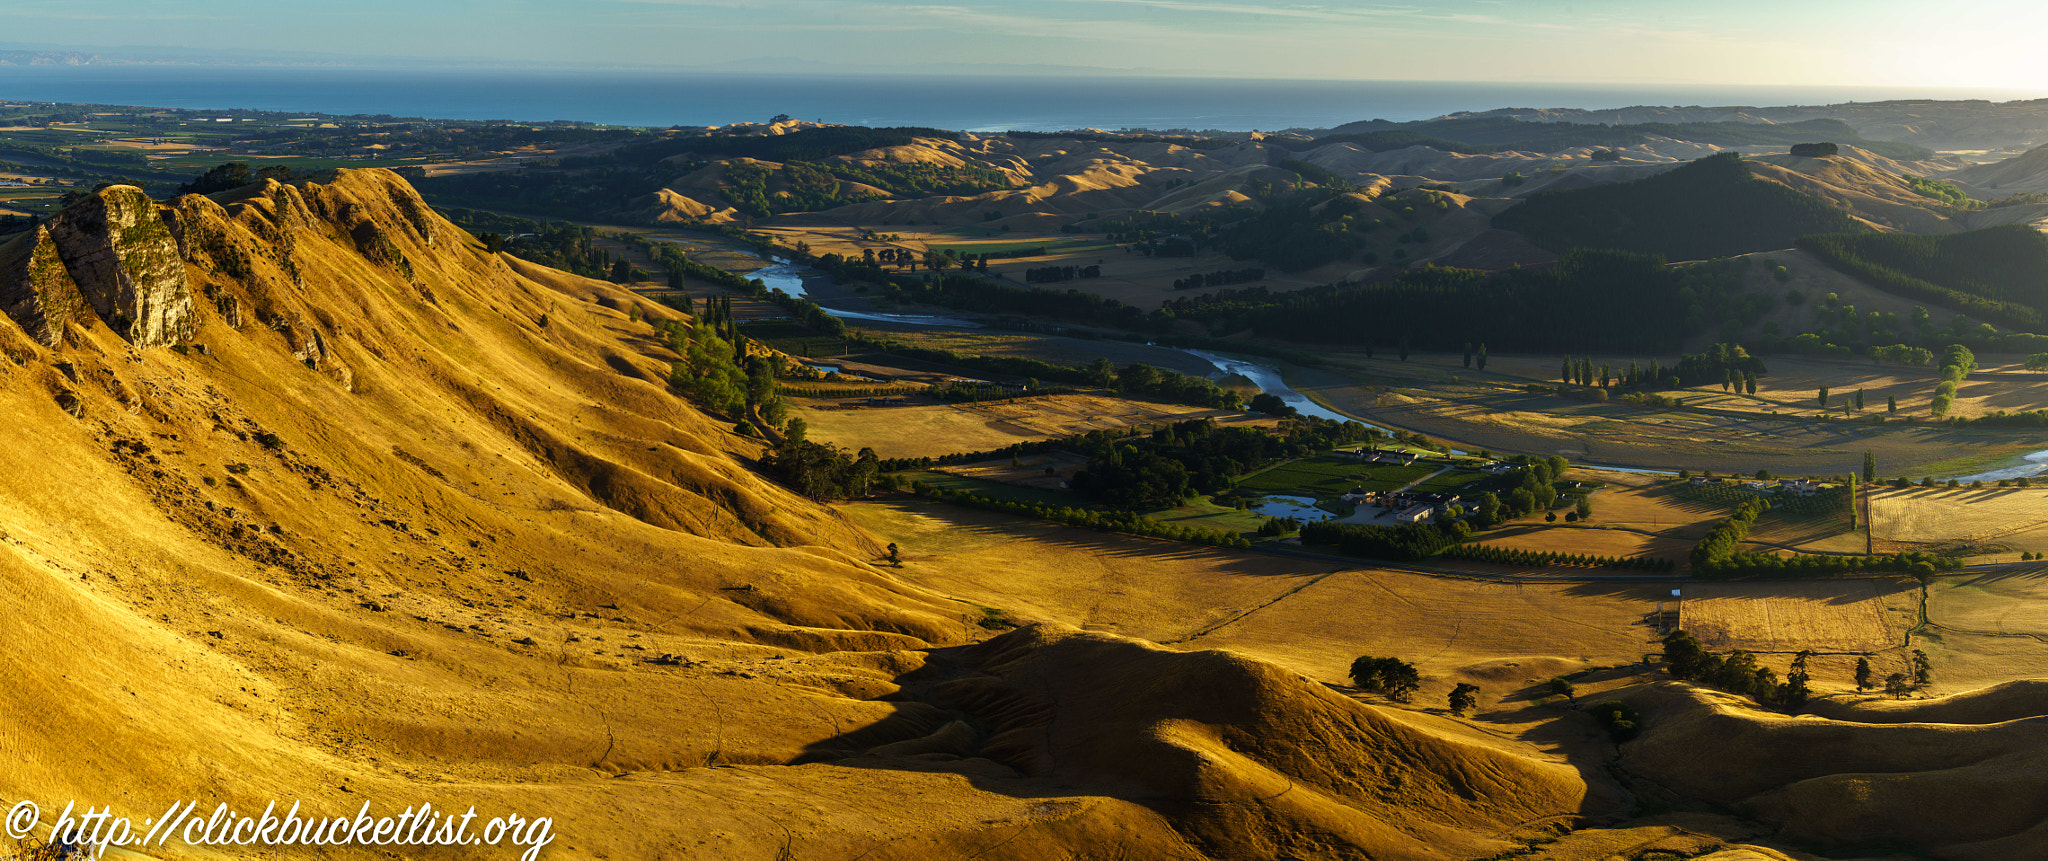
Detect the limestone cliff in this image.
<box><xmin>0</xmin><ymin>225</ymin><xmax>89</xmax><ymax>346</ymax></box>
<box><xmin>0</xmin><ymin>184</ymin><xmax>195</xmax><ymax>347</ymax></box>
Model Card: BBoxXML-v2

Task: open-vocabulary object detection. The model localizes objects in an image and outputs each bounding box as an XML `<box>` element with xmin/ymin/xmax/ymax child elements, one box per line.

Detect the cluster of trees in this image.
<box><xmin>838</xmin><ymin>333</ymin><xmax>1240</xmax><ymax>410</ymax></box>
<box><xmin>1663</xmin><ymin>630</ymin><xmax>1815</xmax><ymax>708</ymax></box>
<box><xmin>1871</xmin><ymin>344</ymin><xmax>1935</xmax><ymax>366</ymax></box>
<box><xmin>1172</xmin><ymin>267</ymin><xmax>1266</xmax><ymax>291</ymax></box>
<box><xmin>1021</xmin><ymin>264</ymin><xmax>1102</xmax><ymax>283</ymax></box>
<box><xmin>1932</xmin><ymin>343</ymin><xmax>1977</xmax><ymax>418</ymax></box>
<box><xmin>1495</xmin><ymin>153</ymin><xmax>1866</xmax><ymax>261</ymax></box>
<box><xmin>177</xmin><ymin>162</ymin><xmax>299</xmax><ymax>195</ymax></box>
<box><xmin>1300</xmin><ymin>519</ymin><xmax>1462</xmax><ymax>561</ymax></box>
<box><xmin>718</xmin><ymin>160</ymin><xmax>1010</xmax><ymax>217</ymax></box>
<box><xmin>1590</xmin><ymin>701</ymin><xmax>1641</xmax><ymax>740</ymax></box>
<box><xmin>1905</xmin><ymin>175</ymin><xmax>1980</xmax><ymax>209</ymax></box>
<box><xmin>625</xmin><ymin>233</ymin><xmax>848</xmax><ymax>336</ymax></box>
<box><xmin>1797</xmin><ymin>227</ymin><xmax>2048</xmax><ymax>332</ymax></box>
<box><xmin>1070</xmin><ymin>417</ymin><xmax>1375</xmax><ymax>509</ymax></box>
<box><xmin>760</xmin><ymin>421</ymin><xmax>883</xmax><ymax>501</ymax></box>
<box><xmin>1213</xmin><ymin>189</ymin><xmax>1380</xmax><ymax>272</ymax></box>
<box><xmin>1691</xmin><ymin>498</ymin><xmax>1768</xmax><ymax>570</ymax></box>
<box><xmin>1887</xmin><ymin>475</ymin><xmax>2030</xmax><ymax>488</ymax></box>
<box><xmin>1164</xmin><ymin>251</ymin><xmax>1746</xmax><ymax>353</ymax></box>
<box><xmin>1348</xmin><ymin>656</ymin><xmax>1421</xmax><ymax>702</ymax></box>
<box><xmin>419</xmin><ymin>164</ymin><xmax>664</xmax><ymax>223</ymax></box>
<box><xmin>1439</xmin><ymin>543</ymin><xmax>1675</xmax><ymax>571</ymax></box>
<box><xmin>659</xmin><ymin>296</ymin><xmax>786</xmax><ymax>434</ymax></box>
<box><xmin>1687</xmin><ymin>494</ymin><xmax>1961</xmax><ymax>577</ymax></box>
<box><xmin>1947</xmin><ymin>410</ymin><xmax>2048</xmax><ymax>428</ymax></box>
<box><xmin>442</xmin><ymin>209</ymin><xmax>620</xmax><ymax>280</ymax></box>
<box><xmin>1699</xmin><ymin>550</ymin><xmax>1959</xmax><ymax>579</ymax></box>
<box><xmin>882</xmin><ymin>272</ymin><xmax>1148</xmax><ymax>330</ymax></box>
<box><xmin>909</xmin><ymin>482</ymin><xmax>1251</xmax><ymax>548</ymax></box>
<box><xmin>927</xmin><ymin>382</ymin><xmax>1072</xmax><ymax>403</ymax></box>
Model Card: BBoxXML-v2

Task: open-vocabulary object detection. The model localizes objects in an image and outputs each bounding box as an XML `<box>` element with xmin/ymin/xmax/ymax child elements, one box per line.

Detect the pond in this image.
<box><xmin>1246</xmin><ymin>494</ymin><xmax>1337</xmax><ymax>522</ymax></box>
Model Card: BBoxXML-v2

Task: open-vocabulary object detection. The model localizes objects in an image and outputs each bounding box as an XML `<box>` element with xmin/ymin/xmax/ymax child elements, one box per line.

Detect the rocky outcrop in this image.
<box><xmin>0</xmin><ymin>226</ymin><xmax>90</xmax><ymax>347</ymax></box>
<box><xmin>42</xmin><ymin>185</ymin><xmax>194</xmax><ymax>347</ymax></box>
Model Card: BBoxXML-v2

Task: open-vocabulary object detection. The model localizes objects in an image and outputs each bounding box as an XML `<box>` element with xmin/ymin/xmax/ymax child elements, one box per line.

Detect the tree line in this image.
<box><xmin>1797</xmin><ymin>226</ymin><xmax>2048</xmax><ymax>333</ymax></box>
<box><xmin>1163</xmin><ymin>250</ymin><xmax>1745</xmax><ymax>353</ymax></box>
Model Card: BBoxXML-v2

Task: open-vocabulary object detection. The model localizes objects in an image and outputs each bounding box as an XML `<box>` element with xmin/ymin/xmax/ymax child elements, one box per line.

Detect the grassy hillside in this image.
<box><xmin>1320</xmin><ymin>117</ymin><xmax>1934</xmax><ymax>160</ymax></box>
<box><xmin>1796</xmin><ymin>225</ymin><xmax>2048</xmax><ymax>331</ymax></box>
<box><xmin>1493</xmin><ymin>152</ymin><xmax>1867</xmax><ymax>260</ymax></box>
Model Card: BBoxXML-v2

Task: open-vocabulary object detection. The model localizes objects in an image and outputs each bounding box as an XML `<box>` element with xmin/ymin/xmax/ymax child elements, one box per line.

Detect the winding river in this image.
<box><xmin>1180</xmin><ymin>349</ymin><xmax>1676</xmax><ymax>476</ymax></box>
<box><xmin>749</xmin><ymin>258</ymin><xmax>982</xmax><ymax>328</ymax></box>
<box><xmin>744</xmin><ymin>253</ymin><xmax>1687</xmax><ymax>476</ymax></box>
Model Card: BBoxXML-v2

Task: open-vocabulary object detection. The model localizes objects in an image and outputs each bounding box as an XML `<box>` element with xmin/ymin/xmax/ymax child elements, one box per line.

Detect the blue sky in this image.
<box><xmin>9</xmin><ymin>0</ymin><xmax>2048</xmax><ymax>88</ymax></box>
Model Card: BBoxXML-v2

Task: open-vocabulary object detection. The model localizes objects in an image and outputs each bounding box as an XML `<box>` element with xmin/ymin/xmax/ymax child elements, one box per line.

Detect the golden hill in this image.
<box><xmin>0</xmin><ymin>170</ymin><xmax>1652</xmax><ymax>859</ymax></box>
<box><xmin>1617</xmin><ymin>681</ymin><xmax>2048</xmax><ymax>857</ymax></box>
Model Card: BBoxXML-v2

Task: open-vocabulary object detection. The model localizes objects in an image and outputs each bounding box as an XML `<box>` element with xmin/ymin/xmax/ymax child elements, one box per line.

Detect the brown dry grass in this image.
<box><xmin>1678</xmin><ymin>578</ymin><xmax>1919</xmax><ymax>653</ymax></box>
<box><xmin>793</xmin><ymin>392</ymin><xmax>1265</xmax><ymax>459</ymax></box>
<box><xmin>1296</xmin><ymin>356</ymin><xmax>2041</xmax><ymax>478</ymax></box>
<box><xmin>1870</xmin><ymin>485</ymin><xmax>2048</xmax><ymax>555</ymax></box>
<box><xmin>944</xmin><ymin>451</ymin><xmax>1090</xmax><ymax>489</ymax></box>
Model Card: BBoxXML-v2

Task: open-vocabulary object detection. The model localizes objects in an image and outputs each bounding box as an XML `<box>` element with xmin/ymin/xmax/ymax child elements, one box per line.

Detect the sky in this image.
<box><xmin>8</xmin><ymin>0</ymin><xmax>2048</xmax><ymax>90</ymax></box>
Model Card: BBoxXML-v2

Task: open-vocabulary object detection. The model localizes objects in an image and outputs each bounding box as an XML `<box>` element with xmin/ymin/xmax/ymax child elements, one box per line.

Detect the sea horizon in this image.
<box><xmin>2</xmin><ymin>64</ymin><xmax>2044</xmax><ymax>132</ymax></box>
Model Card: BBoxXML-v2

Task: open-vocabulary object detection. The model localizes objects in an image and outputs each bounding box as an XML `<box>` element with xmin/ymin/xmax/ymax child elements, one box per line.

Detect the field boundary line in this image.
<box><xmin>1168</xmin><ymin>570</ymin><xmax>1341</xmax><ymax>644</ymax></box>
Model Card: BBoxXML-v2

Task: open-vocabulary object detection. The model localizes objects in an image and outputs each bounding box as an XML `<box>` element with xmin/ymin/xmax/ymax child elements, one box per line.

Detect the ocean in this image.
<box><xmin>0</xmin><ymin>64</ymin><xmax>2041</xmax><ymax>132</ymax></box>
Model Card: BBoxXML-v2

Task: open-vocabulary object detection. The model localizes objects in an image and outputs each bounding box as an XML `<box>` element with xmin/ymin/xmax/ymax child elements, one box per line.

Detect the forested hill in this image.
<box><xmin>1161</xmin><ymin>250</ymin><xmax>1747</xmax><ymax>353</ymax></box>
<box><xmin>1798</xmin><ymin>225</ymin><xmax>2048</xmax><ymax>331</ymax></box>
<box><xmin>1317</xmin><ymin>117</ymin><xmax>1934</xmax><ymax>160</ymax></box>
<box><xmin>1492</xmin><ymin>152</ymin><xmax>1867</xmax><ymax>260</ymax></box>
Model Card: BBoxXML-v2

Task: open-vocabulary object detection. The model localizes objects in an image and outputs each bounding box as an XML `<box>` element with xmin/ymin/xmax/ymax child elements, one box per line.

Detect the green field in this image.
<box><xmin>1238</xmin><ymin>455</ymin><xmax>1449</xmax><ymax>497</ymax></box>
<box><xmin>1145</xmin><ymin>497</ymin><xmax>1269</xmax><ymax>537</ymax></box>
<box><xmin>1407</xmin><ymin>469</ymin><xmax>1494</xmax><ymax>493</ymax></box>
<box><xmin>901</xmin><ymin>470</ymin><xmax>1079</xmax><ymax>507</ymax></box>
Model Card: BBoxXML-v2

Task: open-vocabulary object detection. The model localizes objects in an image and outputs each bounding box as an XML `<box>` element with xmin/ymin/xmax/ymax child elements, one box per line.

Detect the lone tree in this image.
<box><xmin>1350</xmin><ymin>655</ymin><xmax>1421</xmax><ymax>703</ymax></box>
<box><xmin>886</xmin><ymin>542</ymin><xmax>901</xmax><ymax>565</ymax></box>
<box><xmin>1590</xmin><ymin>700</ymin><xmax>1641</xmax><ymax>740</ymax></box>
<box><xmin>1784</xmin><ymin>650</ymin><xmax>1815</xmax><ymax>706</ymax></box>
<box><xmin>1864</xmin><ymin>451</ymin><xmax>1877</xmax><ymax>483</ymax></box>
<box><xmin>1818</xmin><ymin>386</ymin><xmax>1830</xmax><ymax>409</ymax></box>
<box><xmin>1885</xmin><ymin>672</ymin><xmax>1913</xmax><ymax>698</ymax></box>
<box><xmin>1912</xmin><ymin>649</ymin><xmax>1932</xmax><ymax>687</ymax></box>
<box><xmin>1855</xmin><ymin>657</ymin><xmax>1874</xmax><ymax>691</ymax></box>
<box><xmin>1449</xmin><ymin>682</ymin><xmax>1481</xmax><ymax>715</ymax></box>
<box><xmin>1545</xmin><ymin>676</ymin><xmax>1576</xmax><ymax>700</ymax></box>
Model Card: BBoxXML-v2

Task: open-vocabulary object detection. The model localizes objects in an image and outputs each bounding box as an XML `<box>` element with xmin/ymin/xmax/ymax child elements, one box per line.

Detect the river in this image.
<box><xmin>1180</xmin><ymin>348</ymin><xmax>1676</xmax><ymax>476</ymax></box>
<box><xmin>749</xmin><ymin>258</ymin><xmax>982</xmax><ymax>329</ymax></box>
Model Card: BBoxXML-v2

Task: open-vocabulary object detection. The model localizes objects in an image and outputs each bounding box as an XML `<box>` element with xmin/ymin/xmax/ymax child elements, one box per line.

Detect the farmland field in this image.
<box><xmin>1870</xmin><ymin>485</ymin><xmax>2048</xmax><ymax>559</ymax></box>
<box><xmin>793</xmin><ymin>392</ymin><xmax>1267</xmax><ymax>459</ymax></box>
<box><xmin>1238</xmin><ymin>455</ymin><xmax>1450</xmax><ymax>497</ymax></box>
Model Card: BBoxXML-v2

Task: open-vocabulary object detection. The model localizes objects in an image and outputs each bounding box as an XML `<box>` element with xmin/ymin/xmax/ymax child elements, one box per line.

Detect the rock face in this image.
<box><xmin>38</xmin><ymin>185</ymin><xmax>194</xmax><ymax>346</ymax></box>
<box><xmin>0</xmin><ymin>225</ymin><xmax>90</xmax><ymax>346</ymax></box>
